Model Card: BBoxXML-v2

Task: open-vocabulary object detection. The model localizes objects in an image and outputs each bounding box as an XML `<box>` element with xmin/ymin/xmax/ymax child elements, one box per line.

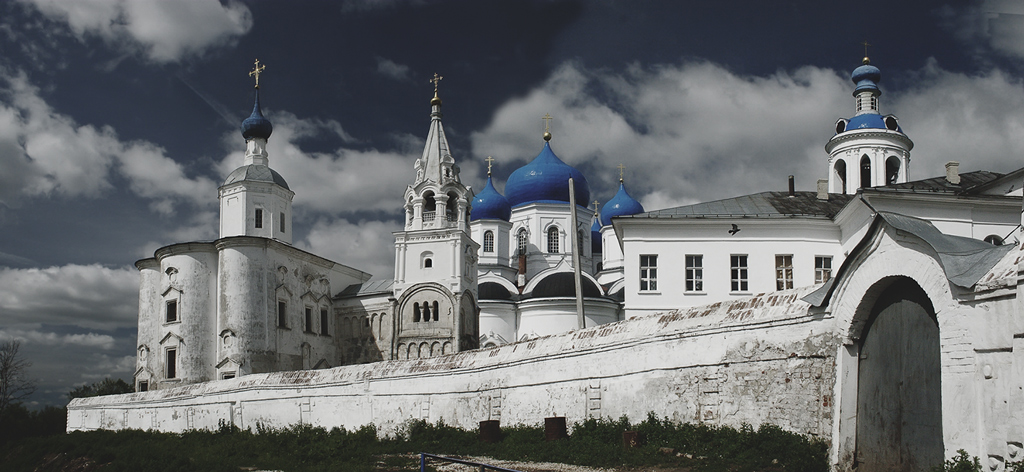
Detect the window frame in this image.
<box><xmin>815</xmin><ymin>256</ymin><xmax>833</xmax><ymax>284</ymax></box>
<box><xmin>279</xmin><ymin>212</ymin><xmax>286</xmax><ymax>233</ymax></box>
<box><xmin>320</xmin><ymin>308</ymin><xmax>329</xmax><ymax>336</ymax></box>
<box><xmin>165</xmin><ymin>299</ymin><xmax>178</xmax><ymax>323</ymax></box>
<box><xmin>277</xmin><ymin>300</ymin><xmax>288</xmax><ymax>328</ymax></box>
<box><xmin>685</xmin><ymin>255</ymin><xmax>704</xmax><ymax>292</ymax></box>
<box><xmin>730</xmin><ymin>254</ymin><xmax>749</xmax><ymax>293</ymax></box>
<box><xmin>639</xmin><ymin>254</ymin><xmax>658</xmax><ymax>292</ymax></box>
<box><xmin>483</xmin><ymin>230</ymin><xmax>494</xmax><ymax>253</ymax></box>
<box><xmin>165</xmin><ymin>347</ymin><xmax>177</xmax><ymax>379</ymax></box>
<box><xmin>776</xmin><ymin>255</ymin><xmax>794</xmax><ymax>290</ymax></box>
<box><xmin>304</xmin><ymin>306</ymin><xmax>313</xmax><ymax>333</ymax></box>
<box><xmin>254</xmin><ymin>208</ymin><xmax>263</xmax><ymax>229</ymax></box>
<box><xmin>516</xmin><ymin>229</ymin><xmax>528</xmax><ymax>255</ymax></box>
<box><xmin>546</xmin><ymin>226</ymin><xmax>560</xmax><ymax>253</ymax></box>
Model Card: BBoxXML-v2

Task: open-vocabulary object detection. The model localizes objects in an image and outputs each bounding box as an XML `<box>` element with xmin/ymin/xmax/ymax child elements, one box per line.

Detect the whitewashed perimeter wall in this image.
<box><xmin>69</xmin><ymin>286</ymin><xmax>837</xmax><ymax>438</ymax></box>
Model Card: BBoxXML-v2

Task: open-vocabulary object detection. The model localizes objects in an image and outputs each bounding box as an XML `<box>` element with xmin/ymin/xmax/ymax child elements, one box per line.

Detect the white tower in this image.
<box><xmin>392</xmin><ymin>75</ymin><xmax>479</xmax><ymax>357</ymax></box>
<box><xmin>219</xmin><ymin>61</ymin><xmax>294</xmax><ymax>243</ymax></box>
<box><xmin>825</xmin><ymin>56</ymin><xmax>913</xmax><ymax>194</ymax></box>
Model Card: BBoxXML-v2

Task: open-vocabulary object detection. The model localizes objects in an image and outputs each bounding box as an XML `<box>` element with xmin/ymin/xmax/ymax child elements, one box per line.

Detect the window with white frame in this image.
<box><xmin>776</xmin><ymin>255</ymin><xmax>794</xmax><ymax>290</ymax></box>
<box><xmin>815</xmin><ymin>256</ymin><xmax>832</xmax><ymax>284</ymax></box>
<box><xmin>165</xmin><ymin>300</ymin><xmax>178</xmax><ymax>323</ymax></box>
<box><xmin>516</xmin><ymin>229</ymin><xmax>528</xmax><ymax>255</ymax></box>
<box><xmin>255</xmin><ymin>208</ymin><xmax>263</xmax><ymax>228</ymax></box>
<box><xmin>165</xmin><ymin>347</ymin><xmax>177</xmax><ymax>379</ymax></box>
<box><xmin>685</xmin><ymin>255</ymin><xmax>703</xmax><ymax>292</ymax></box>
<box><xmin>730</xmin><ymin>255</ymin><xmax>748</xmax><ymax>292</ymax></box>
<box><xmin>483</xmin><ymin>231</ymin><xmax>494</xmax><ymax>253</ymax></box>
<box><xmin>547</xmin><ymin>226</ymin><xmax>560</xmax><ymax>253</ymax></box>
<box><xmin>640</xmin><ymin>255</ymin><xmax>658</xmax><ymax>291</ymax></box>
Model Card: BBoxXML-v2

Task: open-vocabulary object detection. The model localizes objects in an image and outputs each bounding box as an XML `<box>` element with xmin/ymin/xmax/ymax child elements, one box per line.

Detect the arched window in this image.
<box><xmin>413</xmin><ymin>303</ymin><xmax>421</xmax><ymax>322</ymax></box>
<box><xmin>860</xmin><ymin>155</ymin><xmax>872</xmax><ymax>189</ymax></box>
<box><xmin>446</xmin><ymin>191</ymin><xmax>459</xmax><ymax>222</ymax></box>
<box><xmin>886</xmin><ymin>156</ymin><xmax>900</xmax><ymax>185</ymax></box>
<box><xmin>985</xmin><ymin>235</ymin><xmax>1004</xmax><ymax>246</ymax></box>
<box><xmin>517</xmin><ymin>229</ymin><xmax>528</xmax><ymax>255</ymax></box>
<box><xmin>432</xmin><ymin>301</ymin><xmax>439</xmax><ymax>321</ymax></box>
<box><xmin>483</xmin><ymin>231</ymin><xmax>494</xmax><ymax>253</ymax></box>
<box><xmin>422</xmin><ymin>302</ymin><xmax>431</xmax><ymax>321</ymax></box>
<box><xmin>421</xmin><ymin>251</ymin><xmax>433</xmax><ymax>269</ymax></box>
<box><xmin>424</xmin><ymin>258</ymin><xmax>432</xmax><ymax>268</ymax></box>
<box><xmin>547</xmin><ymin>226</ymin><xmax>560</xmax><ymax>253</ymax></box>
<box><xmin>423</xmin><ymin>191</ymin><xmax>436</xmax><ymax>222</ymax></box>
<box><xmin>834</xmin><ymin>160</ymin><xmax>847</xmax><ymax>194</ymax></box>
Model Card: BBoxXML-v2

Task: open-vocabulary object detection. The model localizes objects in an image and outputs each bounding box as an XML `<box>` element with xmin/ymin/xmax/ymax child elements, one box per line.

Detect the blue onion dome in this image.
<box><xmin>505</xmin><ymin>142</ymin><xmax>591</xmax><ymax>207</ymax></box>
<box><xmin>470</xmin><ymin>176</ymin><xmax>512</xmax><ymax>221</ymax></box>
<box><xmin>591</xmin><ymin>217</ymin><xmax>602</xmax><ymax>253</ymax></box>
<box><xmin>851</xmin><ymin>59</ymin><xmax>881</xmax><ymax>96</ymax></box>
<box><xmin>600</xmin><ymin>181</ymin><xmax>645</xmax><ymax>226</ymax></box>
<box><xmin>241</xmin><ymin>89</ymin><xmax>273</xmax><ymax>140</ymax></box>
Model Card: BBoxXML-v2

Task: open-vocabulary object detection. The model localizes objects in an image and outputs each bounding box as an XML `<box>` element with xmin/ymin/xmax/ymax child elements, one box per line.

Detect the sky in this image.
<box><xmin>3</xmin><ymin>0</ymin><xmax>1024</xmax><ymax>407</ymax></box>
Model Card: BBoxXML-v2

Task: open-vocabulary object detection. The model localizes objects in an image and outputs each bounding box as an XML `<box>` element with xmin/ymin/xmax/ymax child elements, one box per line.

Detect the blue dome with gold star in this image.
<box><xmin>600</xmin><ymin>182</ymin><xmax>644</xmax><ymax>226</ymax></box>
<box><xmin>471</xmin><ymin>176</ymin><xmax>512</xmax><ymax>222</ymax></box>
<box><xmin>505</xmin><ymin>142</ymin><xmax>590</xmax><ymax>208</ymax></box>
<box><xmin>241</xmin><ymin>89</ymin><xmax>273</xmax><ymax>141</ymax></box>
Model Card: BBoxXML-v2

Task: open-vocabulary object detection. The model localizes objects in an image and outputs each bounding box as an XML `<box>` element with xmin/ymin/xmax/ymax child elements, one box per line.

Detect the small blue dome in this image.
<box><xmin>241</xmin><ymin>89</ymin><xmax>273</xmax><ymax>141</ymax></box>
<box><xmin>851</xmin><ymin>63</ymin><xmax>881</xmax><ymax>95</ymax></box>
<box><xmin>470</xmin><ymin>176</ymin><xmax>512</xmax><ymax>222</ymax></box>
<box><xmin>600</xmin><ymin>182</ymin><xmax>645</xmax><ymax>226</ymax></box>
<box><xmin>505</xmin><ymin>142</ymin><xmax>591</xmax><ymax>208</ymax></box>
<box><xmin>838</xmin><ymin>113</ymin><xmax>903</xmax><ymax>134</ymax></box>
<box><xmin>591</xmin><ymin>218</ymin><xmax>602</xmax><ymax>254</ymax></box>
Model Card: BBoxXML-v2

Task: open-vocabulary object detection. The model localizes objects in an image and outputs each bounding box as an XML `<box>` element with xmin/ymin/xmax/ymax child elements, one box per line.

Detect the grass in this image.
<box><xmin>1</xmin><ymin>414</ymin><xmax>830</xmax><ymax>472</ymax></box>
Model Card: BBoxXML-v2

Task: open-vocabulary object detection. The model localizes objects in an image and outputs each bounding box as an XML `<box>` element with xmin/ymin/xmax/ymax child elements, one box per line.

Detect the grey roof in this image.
<box><xmin>223</xmin><ymin>164</ymin><xmax>290</xmax><ymax>190</ymax></box>
<box><xmin>622</xmin><ymin>191</ymin><xmax>854</xmax><ymax>220</ymax></box>
<box><xmin>805</xmin><ymin>211</ymin><xmax>1014</xmax><ymax>306</ymax></box>
<box><xmin>866</xmin><ymin>170</ymin><xmax>1005</xmax><ymax>196</ymax></box>
<box><xmin>336</xmin><ymin>279</ymin><xmax>394</xmax><ymax>299</ymax></box>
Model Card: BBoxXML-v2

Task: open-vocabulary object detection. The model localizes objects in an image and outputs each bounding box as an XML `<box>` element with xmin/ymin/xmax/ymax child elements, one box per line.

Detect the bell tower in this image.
<box><xmin>392</xmin><ymin>74</ymin><xmax>479</xmax><ymax>358</ymax></box>
<box><xmin>825</xmin><ymin>53</ymin><xmax>913</xmax><ymax>194</ymax></box>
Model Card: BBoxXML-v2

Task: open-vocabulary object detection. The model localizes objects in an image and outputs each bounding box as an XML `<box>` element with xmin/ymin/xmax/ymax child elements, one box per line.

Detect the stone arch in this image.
<box><xmin>834</xmin><ymin>159</ymin><xmax>847</xmax><ymax>193</ymax></box>
<box><xmin>860</xmin><ymin>154</ymin><xmax>872</xmax><ymax>189</ymax></box>
<box><xmin>419</xmin><ymin>342</ymin><xmax>430</xmax><ymax>358</ymax></box>
<box><xmin>885</xmin><ymin>155</ymin><xmax>901</xmax><ymax>184</ymax></box>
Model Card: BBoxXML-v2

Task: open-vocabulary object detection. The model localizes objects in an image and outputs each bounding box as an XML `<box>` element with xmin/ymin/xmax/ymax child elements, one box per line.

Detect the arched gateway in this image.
<box><xmin>855</xmin><ymin>278</ymin><xmax>942</xmax><ymax>472</ymax></box>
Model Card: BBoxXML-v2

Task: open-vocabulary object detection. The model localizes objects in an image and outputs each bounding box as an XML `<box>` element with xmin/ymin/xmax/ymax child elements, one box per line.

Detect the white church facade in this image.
<box><xmin>71</xmin><ymin>57</ymin><xmax>1024</xmax><ymax>472</ymax></box>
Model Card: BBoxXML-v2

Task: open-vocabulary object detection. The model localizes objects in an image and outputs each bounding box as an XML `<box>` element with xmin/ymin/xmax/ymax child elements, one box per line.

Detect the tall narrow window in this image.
<box><xmin>304</xmin><ymin>307</ymin><xmax>312</xmax><ymax>332</ymax></box>
<box><xmin>517</xmin><ymin>229</ymin><xmax>528</xmax><ymax>255</ymax></box>
<box><xmin>834</xmin><ymin>160</ymin><xmax>847</xmax><ymax>194</ymax></box>
<box><xmin>277</xmin><ymin>301</ymin><xmax>287</xmax><ymax>328</ymax></box>
<box><xmin>815</xmin><ymin>256</ymin><xmax>832</xmax><ymax>284</ymax></box>
<box><xmin>685</xmin><ymin>255</ymin><xmax>703</xmax><ymax>292</ymax></box>
<box><xmin>280</xmin><ymin>212</ymin><xmax>286</xmax><ymax>232</ymax></box>
<box><xmin>166</xmin><ymin>300</ymin><xmax>178</xmax><ymax>323</ymax></box>
<box><xmin>432</xmin><ymin>301</ymin><xmax>439</xmax><ymax>321</ymax></box>
<box><xmin>483</xmin><ymin>231</ymin><xmax>494</xmax><ymax>253</ymax></box>
<box><xmin>730</xmin><ymin>255</ymin><xmax>748</xmax><ymax>292</ymax></box>
<box><xmin>413</xmin><ymin>302</ymin><xmax>421</xmax><ymax>322</ymax></box>
<box><xmin>547</xmin><ymin>227</ymin><xmax>560</xmax><ymax>253</ymax></box>
<box><xmin>255</xmin><ymin>208</ymin><xmax>263</xmax><ymax>228</ymax></box>
<box><xmin>423</xmin><ymin>302</ymin><xmax>431</xmax><ymax>321</ymax></box>
<box><xmin>166</xmin><ymin>348</ymin><xmax>177</xmax><ymax>379</ymax></box>
<box><xmin>860</xmin><ymin>155</ymin><xmax>871</xmax><ymax>189</ymax></box>
<box><xmin>320</xmin><ymin>309</ymin><xmax>329</xmax><ymax>335</ymax></box>
<box><xmin>639</xmin><ymin>255</ymin><xmax>658</xmax><ymax>291</ymax></box>
<box><xmin>776</xmin><ymin>255</ymin><xmax>794</xmax><ymax>290</ymax></box>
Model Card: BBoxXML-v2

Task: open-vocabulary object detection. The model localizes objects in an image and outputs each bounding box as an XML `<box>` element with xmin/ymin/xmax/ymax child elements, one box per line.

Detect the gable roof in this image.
<box><xmin>336</xmin><ymin>279</ymin><xmax>394</xmax><ymax>299</ymax></box>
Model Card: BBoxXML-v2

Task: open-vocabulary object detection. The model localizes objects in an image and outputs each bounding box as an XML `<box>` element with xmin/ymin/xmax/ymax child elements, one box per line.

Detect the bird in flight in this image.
<box><xmin>728</xmin><ymin>224</ymin><xmax>741</xmax><ymax>235</ymax></box>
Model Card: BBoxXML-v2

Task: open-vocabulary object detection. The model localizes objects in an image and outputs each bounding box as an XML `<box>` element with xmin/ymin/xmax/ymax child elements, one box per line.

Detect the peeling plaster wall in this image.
<box><xmin>71</xmin><ymin>286</ymin><xmax>839</xmax><ymax>440</ymax></box>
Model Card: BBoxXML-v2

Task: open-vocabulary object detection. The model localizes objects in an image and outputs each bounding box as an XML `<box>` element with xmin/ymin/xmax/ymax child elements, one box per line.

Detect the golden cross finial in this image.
<box><xmin>249</xmin><ymin>59</ymin><xmax>265</xmax><ymax>89</ymax></box>
<box><xmin>485</xmin><ymin>156</ymin><xmax>495</xmax><ymax>176</ymax></box>
<box><xmin>861</xmin><ymin>41</ymin><xmax>871</xmax><ymax>64</ymax></box>
<box><xmin>430</xmin><ymin>73</ymin><xmax>443</xmax><ymax>94</ymax></box>
<box><xmin>542</xmin><ymin>113</ymin><xmax>553</xmax><ymax>133</ymax></box>
<box><xmin>617</xmin><ymin>163</ymin><xmax>626</xmax><ymax>182</ymax></box>
<box><xmin>592</xmin><ymin>200</ymin><xmax>600</xmax><ymax>210</ymax></box>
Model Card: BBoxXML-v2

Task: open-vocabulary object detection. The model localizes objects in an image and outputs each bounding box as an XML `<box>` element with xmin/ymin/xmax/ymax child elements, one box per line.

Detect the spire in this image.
<box><xmin>415</xmin><ymin>73</ymin><xmax>458</xmax><ymax>185</ymax></box>
<box><xmin>240</xmin><ymin>60</ymin><xmax>273</xmax><ymax>166</ymax></box>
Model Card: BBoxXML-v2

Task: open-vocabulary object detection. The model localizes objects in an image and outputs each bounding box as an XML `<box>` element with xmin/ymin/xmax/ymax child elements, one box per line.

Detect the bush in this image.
<box><xmin>933</xmin><ymin>450</ymin><xmax>982</xmax><ymax>472</ymax></box>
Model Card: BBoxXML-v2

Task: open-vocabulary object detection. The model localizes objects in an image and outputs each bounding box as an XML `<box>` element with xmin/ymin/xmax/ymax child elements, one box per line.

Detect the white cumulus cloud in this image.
<box><xmin>21</xmin><ymin>0</ymin><xmax>253</xmax><ymax>63</ymax></box>
<box><xmin>0</xmin><ymin>264</ymin><xmax>139</xmax><ymax>331</ymax></box>
<box><xmin>298</xmin><ymin>218</ymin><xmax>398</xmax><ymax>279</ymax></box>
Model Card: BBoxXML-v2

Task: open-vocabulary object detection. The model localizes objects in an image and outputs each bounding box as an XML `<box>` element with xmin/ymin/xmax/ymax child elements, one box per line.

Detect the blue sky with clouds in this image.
<box><xmin>2</xmin><ymin>0</ymin><xmax>1024</xmax><ymax>407</ymax></box>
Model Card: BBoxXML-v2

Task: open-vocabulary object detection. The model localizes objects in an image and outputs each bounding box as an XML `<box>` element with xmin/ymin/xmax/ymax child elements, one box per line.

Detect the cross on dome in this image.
<box><xmin>861</xmin><ymin>40</ymin><xmax>871</xmax><ymax>64</ymax></box>
<box><xmin>485</xmin><ymin>156</ymin><xmax>495</xmax><ymax>176</ymax></box>
<box><xmin>542</xmin><ymin>113</ymin><xmax>553</xmax><ymax>141</ymax></box>
<box><xmin>618</xmin><ymin>163</ymin><xmax>626</xmax><ymax>182</ymax></box>
<box><xmin>249</xmin><ymin>59</ymin><xmax>265</xmax><ymax>88</ymax></box>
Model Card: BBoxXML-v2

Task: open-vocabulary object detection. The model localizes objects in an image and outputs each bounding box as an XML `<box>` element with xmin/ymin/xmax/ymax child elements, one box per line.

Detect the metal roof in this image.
<box><xmin>868</xmin><ymin>170</ymin><xmax>1005</xmax><ymax>196</ymax></box>
<box><xmin>622</xmin><ymin>191</ymin><xmax>854</xmax><ymax>220</ymax></box>
<box><xmin>336</xmin><ymin>279</ymin><xmax>394</xmax><ymax>299</ymax></box>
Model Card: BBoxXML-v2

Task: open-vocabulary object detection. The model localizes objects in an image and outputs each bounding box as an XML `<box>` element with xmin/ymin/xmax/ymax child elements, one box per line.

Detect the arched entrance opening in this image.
<box><xmin>856</xmin><ymin>278</ymin><xmax>942</xmax><ymax>472</ymax></box>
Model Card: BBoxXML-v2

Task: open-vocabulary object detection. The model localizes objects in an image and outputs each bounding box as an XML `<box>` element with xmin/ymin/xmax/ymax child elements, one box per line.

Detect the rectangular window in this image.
<box><xmin>776</xmin><ymin>255</ymin><xmax>794</xmax><ymax>290</ymax></box>
<box><xmin>166</xmin><ymin>348</ymin><xmax>177</xmax><ymax>379</ymax></box>
<box><xmin>304</xmin><ymin>307</ymin><xmax>312</xmax><ymax>332</ymax></box>
<box><xmin>815</xmin><ymin>256</ymin><xmax>833</xmax><ymax>284</ymax></box>
<box><xmin>279</xmin><ymin>212</ymin><xmax>285</xmax><ymax>233</ymax></box>
<box><xmin>730</xmin><ymin>255</ymin><xmax>748</xmax><ymax>292</ymax></box>
<box><xmin>138</xmin><ymin>381</ymin><xmax>148</xmax><ymax>392</ymax></box>
<box><xmin>277</xmin><ymin>301</ymin><xmax>287</xmax><ymax>328</ymax></box>
<box><xmin>685</xmin><ymin>255</ymin><xmax>703</xmax><ymax>292</ymax></box>
<box><xmin>221</xmin><ymin>372</ymin><xmax>235</xmax><ymax>380</ymax></box>
<box><xmin>483</xmin><ymin>231</ymin><xmax>494</xmax><ymax>253</ymax></box>
<box><xmin>639</xmin><ymin>255</ymin><xmax>658</xmax><ymax>291</ymax></box>
<box><xmin>166</xmin><ymin>300</ymin><xmax>178</xmax><ymax>323</ymax></box>
<box><xmin>255</xmin><ymin>208</ymin><xmax>263</xmax><ymax>228</ymax></box>
<box><xmin>320</xmin><ymin>309</ymin><xmax>329</xmax><ymax>335</ymax></box>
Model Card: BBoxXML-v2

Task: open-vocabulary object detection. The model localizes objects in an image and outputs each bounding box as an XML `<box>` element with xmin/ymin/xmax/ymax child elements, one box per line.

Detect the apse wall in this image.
<box><xmin>68</xmin><ymin>286</ymin><xmax>838</xmax><ymax>438</ymax></box>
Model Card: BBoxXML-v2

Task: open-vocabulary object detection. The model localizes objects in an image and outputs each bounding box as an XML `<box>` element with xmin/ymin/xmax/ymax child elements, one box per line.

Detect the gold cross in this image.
<box><xmin>542</xmin><ymin>113</ymin><xmax>553</xmax><ymax>133</ymax></box>
<box><xmin>592</xmin><ymin>200</ymin><xmax>600</xmax><ymax>210</ymax></box>
<box><xmin>430</xmin><ymin>73</ymin><xmax>443</xmax><ymax>94</ymax></box>
<box><xmin>485</xmin><ymin>156</ymin><xmax>495</xmax><ymax>175</ymax></box>
<box><xmin>861</xmin><ymin>41</ymin><xmax>871</xmax><ymax>57</ymax></box>
<box><xmin>249</xmin><ymin>59</ymin><xmax>265</xmax><ymax>89</ymax></box>
<box><xmin>617</xmin><ymin>163</ymin><xmax>626</xmax><ymax>182</ymax></box>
